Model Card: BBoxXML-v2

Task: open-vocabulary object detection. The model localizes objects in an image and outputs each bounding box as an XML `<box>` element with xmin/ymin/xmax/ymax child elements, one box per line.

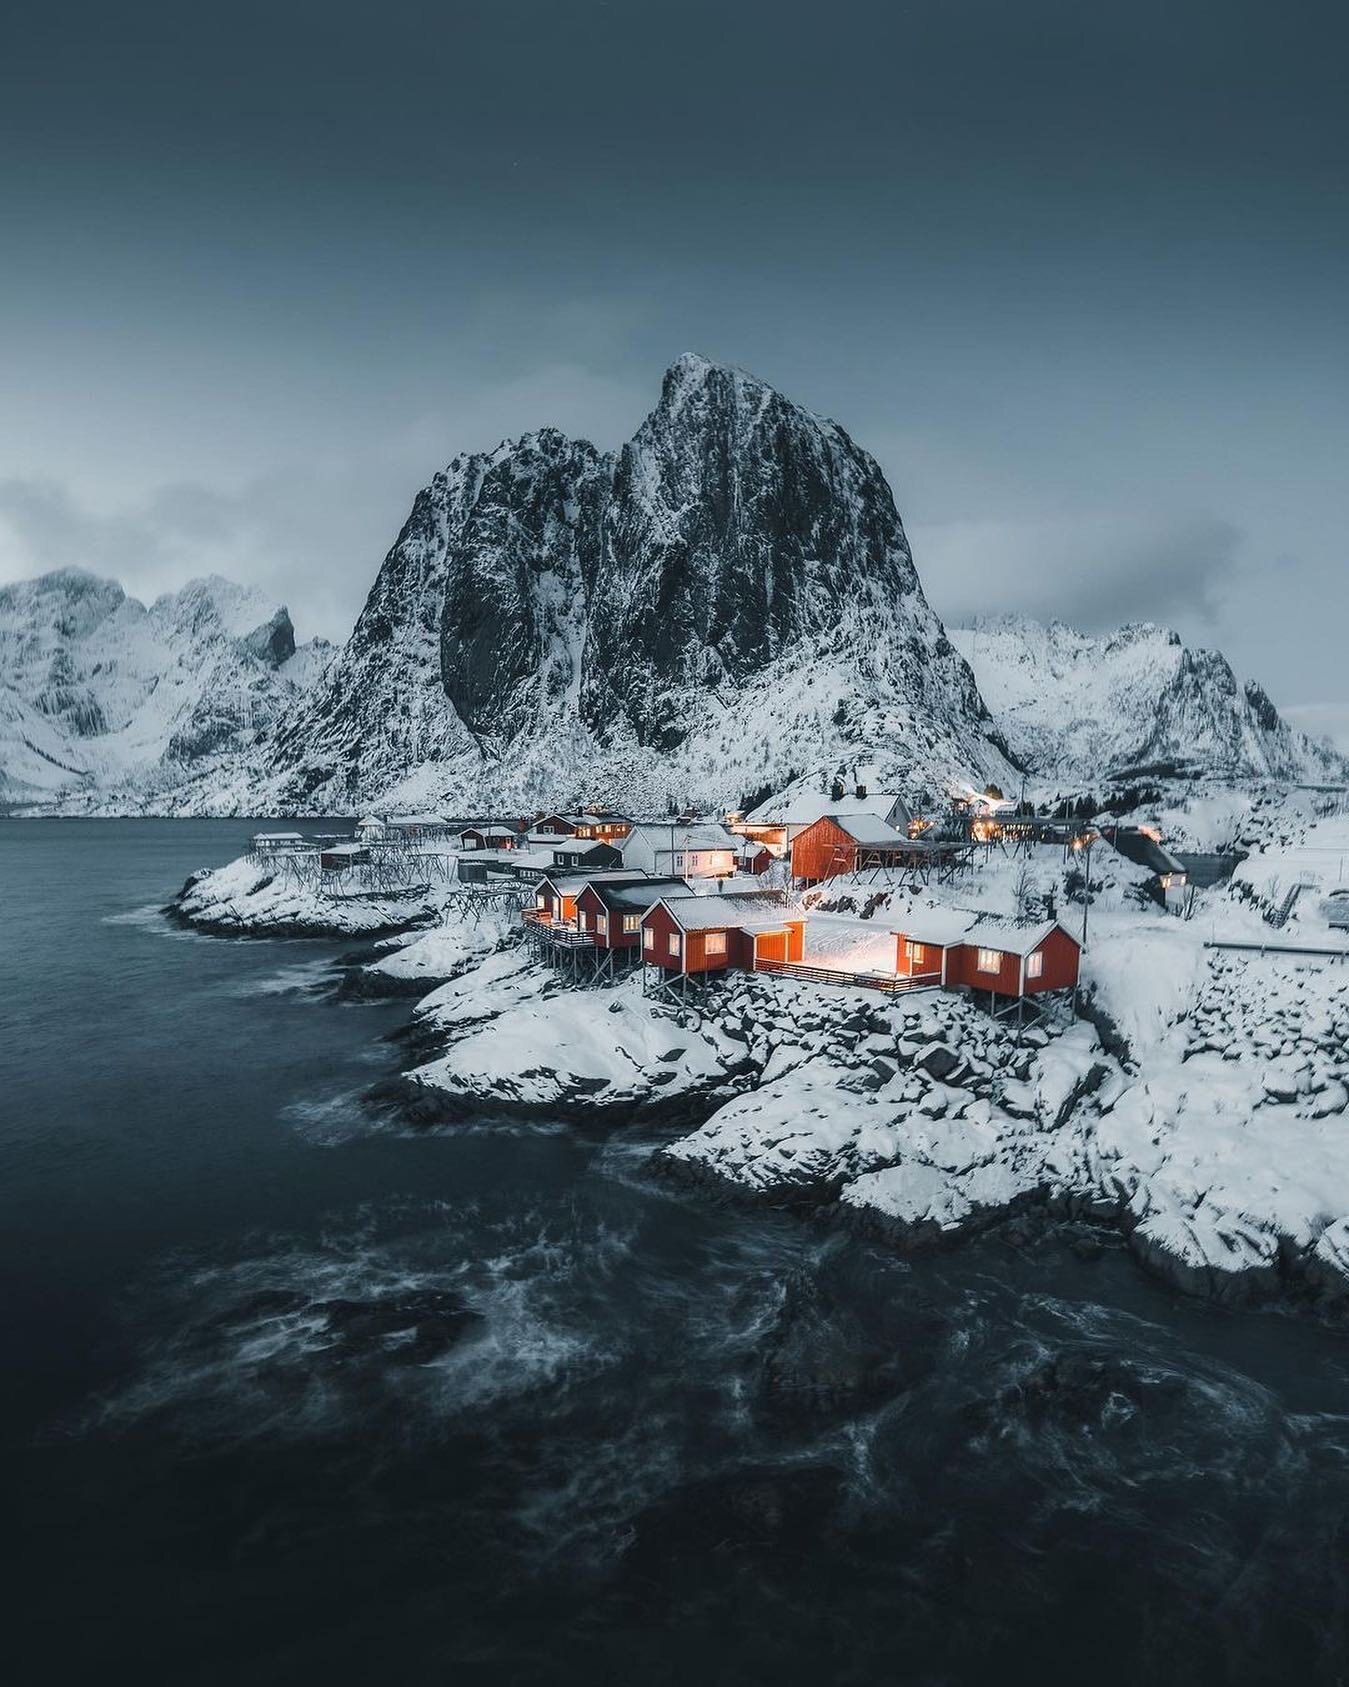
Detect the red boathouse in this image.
<box><xmin>641</xmin><ymin>895</ymin><xmax>806</xmax><ymax>975</ymax></box>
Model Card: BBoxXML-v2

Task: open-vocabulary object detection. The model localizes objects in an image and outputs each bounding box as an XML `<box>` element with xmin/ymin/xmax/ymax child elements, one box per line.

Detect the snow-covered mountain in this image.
<box><xmin>949</xmin><ymin>615</ymin><xmax>1345</xmax><ymax>788</ymax></box>
<box><xmin>263</xmin><ymin>354</ymin><xmax>1016</xmax><ymax>815</ymax></box>
<box><xmin>7</xmin><ymin>358</ymin><xmax>1334</xmax><ymax>818</ymax></box>
<box><xmin>0</xmin><ymin>568</ymin><xmax>332</xmax><ymax>809</ymax></box>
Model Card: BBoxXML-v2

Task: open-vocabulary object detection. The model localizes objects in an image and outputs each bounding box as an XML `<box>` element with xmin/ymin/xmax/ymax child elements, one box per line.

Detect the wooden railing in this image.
<box><xmin>522</xmin><ymin>910</ymin><xmax>596</xmax><ymax>949</ymax></box>
<box><xmin>753</xmin><ymin>959</ymin><xmax>941</xmax><ymax>994</ymax></box>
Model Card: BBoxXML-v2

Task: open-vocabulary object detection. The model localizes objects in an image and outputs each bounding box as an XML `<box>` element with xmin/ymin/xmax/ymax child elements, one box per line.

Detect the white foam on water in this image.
<box><xmin>225</xmin><ymin>958</ymin><xmax>338</xmax><ymax>1000</ymax></box>
<box><xmin>79</xmin><ymin>1204</ymin><xmax>638</xmax><ymax>1447</ymax></box>
<box><xmin>280</xmin><ymin>1087</ymin><xmax>389</xmax><ymax>1146</ymax></box>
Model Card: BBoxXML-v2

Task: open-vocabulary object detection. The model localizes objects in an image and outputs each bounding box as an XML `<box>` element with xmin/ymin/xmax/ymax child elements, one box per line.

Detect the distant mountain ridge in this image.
<box><xmin>949</xmin><ymin>614</ymin><xmax>1346</xmax><ymax>788</ymax></box>
<box><xmin>0</xmin><ymin>567</ymin><xmax>331</xmax><ymax>808</ymax></box>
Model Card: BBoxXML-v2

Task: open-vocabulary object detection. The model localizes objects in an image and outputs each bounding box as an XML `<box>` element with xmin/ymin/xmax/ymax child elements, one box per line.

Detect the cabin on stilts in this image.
<box><xmin>640</xmin><ymin>893</ymin><xmax>806</xmax><ymax>1001</ymax></box>
<box><xmin>790</xmin><ymin>813</ymin><xmax>974</xmax><ymax>887</ymax></box>
<box><xmin>889</xmin><ymin>914</ymin><xmax>1081</xmax><ymax>1018</ymax></box>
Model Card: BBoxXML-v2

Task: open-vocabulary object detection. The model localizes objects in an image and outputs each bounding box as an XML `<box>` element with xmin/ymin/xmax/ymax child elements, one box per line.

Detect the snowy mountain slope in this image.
<box><xmin>0</xmin><ymin>568</ymin><xmax>332</xmax><ymax>807</ymax></box>
<box><xmin>260</xmin><ymin>353</ymin><xmax>1017</xmax><ymax>816</ymax></box>
<box><xmin>949</xmin><ymin>615</ymin><xmax>1345</xmax><ymax>787</ymax></box>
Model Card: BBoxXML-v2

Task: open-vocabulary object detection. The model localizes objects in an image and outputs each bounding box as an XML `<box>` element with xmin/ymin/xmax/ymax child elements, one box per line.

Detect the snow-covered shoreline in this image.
<box><xmin>173</xmin><ymin>814</ymin><xmax>1349</xmax><ymax>1307</ymax></box>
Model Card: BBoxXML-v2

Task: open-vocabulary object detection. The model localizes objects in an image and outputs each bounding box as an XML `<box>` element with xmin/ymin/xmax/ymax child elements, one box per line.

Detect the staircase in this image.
<box><xmin>1270</xmin><ymin>874</ymin><xmax>1319</xmax><ymax>929</ymax></box>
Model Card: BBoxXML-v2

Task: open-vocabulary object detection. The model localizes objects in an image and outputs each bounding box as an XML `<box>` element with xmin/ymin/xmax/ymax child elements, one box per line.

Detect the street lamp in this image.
<box><xmin>1071</xmin><ymin>829</ymin><xmax>1097</xmax><ymax>949</ymax></box>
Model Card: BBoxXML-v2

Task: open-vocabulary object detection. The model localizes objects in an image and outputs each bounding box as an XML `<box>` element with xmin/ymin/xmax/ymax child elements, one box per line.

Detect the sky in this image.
<box><xmin>2</xmin><ymin>0</ymin><xmax>1346</xmax><ymax>742</ymax></box>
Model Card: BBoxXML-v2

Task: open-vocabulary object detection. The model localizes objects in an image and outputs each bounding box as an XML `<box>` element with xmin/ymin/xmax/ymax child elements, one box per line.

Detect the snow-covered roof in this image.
<box><xmin>653</xmin><ymin>892</ymin><xmax>801</xmax><ymax>932</ymax></box>
<box><xmin>701</xmin><ymin>874</ymin><xmax>767</xmax><ymax>895</ymax></box>
<box><xmin>550</xmin><ymin>837</ymin><xmax>620</xmax><ymax>854</ymax></box>
<box><xmin>321</xmin><ymin>842</ymin><xmax>367</xmax><ymax>857</ymax></box>
<box><xmin>623</xmin><ymin>822</ymin><xmax>739</xmax><ymax>851</ymax></box>
<box><xmin>538</xmin><ymin>869</ymin><xmax>643</xmax><ymax>896</ymax></box>
<box><xmin>889</xmin><ymin>908</ymin><xmax>977</xmax><ymax>948</ymax></box>
<box><xmin>539</xmin><ymin>811</ymin><xmax>630</xmax><ymax>827</ymax></box>
<box><xmin>355</xmin><ymin>816</ymin><xmax>383</xmax><ymax>828</ymax></box>
<box><xmin>828</xmin><ymin>812</ymin><xmax>908</xmax><ymax>845</ymax></box>
<box><xmin>583</xmin><ymin>876</ymin><xmax>699</xmax><ymax>911</ymax></box>
<box><xmin>503</xmin><ymin>849</ymin><xmax>556</xmax><ymax>870</ymax></box>
<box><xmin>963</xmin><ymin>918</ymin><xmax>1072</xmax><ymax>956</ymax></box>
<box><xmin>461</xmin><ymin>822</ymin><xmax>517</xmax><ymax>837</ymax></box>
<box><xmin>252</xmin><ymin>830</ymin><xmax>305</xmax><ymax>840</ymax></box>
<box><xmin>744</xmin><ymin>789</ymin><xmax>910</xmax><ymax>827</ymax></box>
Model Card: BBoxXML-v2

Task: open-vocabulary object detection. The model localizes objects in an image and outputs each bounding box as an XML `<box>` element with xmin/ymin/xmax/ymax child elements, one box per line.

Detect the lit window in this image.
<box><xmin>907</xmin><ymin>940</ymin><xmax>925</xmax><ymax>965</ymax></box>
<box><xmin>536</xmin><ymin>893</ymin><xmax>547</xmax><ymax>909</ymax></box>
<box><xmin>622</xmin><ymin>913</ymin><xmax>640</xmax><ymax>934</ymax></box>
<box><xmin>668</xmin><ymin>933</ymin><xmax>682</xmax><ymax>957</ymax></box>
<box><xmin>643</xmin><ymin>927</ymin><xmax>655</xmax><ymax>951</ymax></box>
<box><xmin>579</xmin><ymin>913</ymin><xmax>590</xmax><ymax>931</ymax></box>
<box><xmin>704</xmin><ymin>931</ymin><xmax>727</xmax><ymax>956</ymax></box>
<box><xmin>1026</xmin><ymin>951</ymin><xmax>1043</xmax><ymax>980</ymax></box>
<box><xmin>976</xmin><ymin>948</ymin><xmax>1002</xmax><ymax>974</ymax></box>
<box><xmin>597</xmin><ymin>915</ymin><xmax>609</xmax><ymax>937</ymax></box>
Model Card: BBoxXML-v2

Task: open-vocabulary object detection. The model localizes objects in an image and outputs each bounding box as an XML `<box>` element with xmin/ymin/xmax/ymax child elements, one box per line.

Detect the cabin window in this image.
<box><xmin>597</xmin><ymin>915</ymin><xmax>609</xmax><ymax>937</ymax></box>
<box><xmin>704</xmin><ymin>931</ymin><xmax>727</xmax><ymax>957</ymax></box>
<box><xmin>1026</xmin><ymin>951</ymin><xmax>1043</xmax><ymax>980</ymax></box>
<box><xmin>906</xmin><ymin>941</ymin><xmax>926</xmax><ymax>966</ymax></box>
<box><xmin>976</xmin><ymin>948</ymin><xmax>1002</xmax><ymax>974</ymax></box>
<box><xmin>535</xmin><ymin>893</ymin><xmax>547</xmax><ymax>909</ymax></box>
<box><xmin>643</xmin><ymin>926</ymin><xmax>655</xmax><ymax>951</ymax></box>
<box><xmin>622</xmin><ymin>914</ymin><xmax>640</xmax><ymax>934</ymax></box>
<box><xmin>578</xmin><ymin>913</ymin><xmax>590</xmax><ymax>931</ymax></box>
<box><xmin>668</xmin><ymin>933</ymin><xmax>682</xmax><ymax>957</ymax></box>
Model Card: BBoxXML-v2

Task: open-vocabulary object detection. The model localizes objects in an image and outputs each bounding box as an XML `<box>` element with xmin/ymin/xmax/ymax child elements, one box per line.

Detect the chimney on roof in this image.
<box><xmin>855</xmin><ymin>782</ymin><xmax>867</xmax><ymax>799</ymax></box>
<box><xmin>830</xmin><ymin>778</ymin><xmax>845</xmax><ymax>803</ymax></box>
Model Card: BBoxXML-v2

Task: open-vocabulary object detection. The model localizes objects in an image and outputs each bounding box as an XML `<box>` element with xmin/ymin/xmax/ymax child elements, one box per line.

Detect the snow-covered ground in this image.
<box><xmin>174</xmin><ymin>852</ymin><xmax>453</xmax><ymax>937</ymax></box>
<box><xmin>175</xmin><ymin>804</ymin><xmax>1349</xmax><ymax>1304</ymax></box>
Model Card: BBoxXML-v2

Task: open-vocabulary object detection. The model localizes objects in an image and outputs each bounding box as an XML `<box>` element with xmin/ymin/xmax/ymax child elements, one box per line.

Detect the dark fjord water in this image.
<box><xmin>6</xmin><ymin>819</ymin><xmax>1349</xmax><ymax>1685</ymax></box>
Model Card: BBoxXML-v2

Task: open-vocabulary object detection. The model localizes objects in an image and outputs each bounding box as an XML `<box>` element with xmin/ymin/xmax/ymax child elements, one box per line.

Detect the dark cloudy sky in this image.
<box><xmin>2</xmin><ymin>1</ymin><xmax>1346</xmax><ymax>740</ymax></box>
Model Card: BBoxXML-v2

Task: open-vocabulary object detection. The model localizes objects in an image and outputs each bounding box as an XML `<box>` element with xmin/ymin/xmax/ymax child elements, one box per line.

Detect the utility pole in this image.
<box><xmin>1072</xmin><ymin>831</ymin><xmax>1095</xmax><ymax>950</ymax></box>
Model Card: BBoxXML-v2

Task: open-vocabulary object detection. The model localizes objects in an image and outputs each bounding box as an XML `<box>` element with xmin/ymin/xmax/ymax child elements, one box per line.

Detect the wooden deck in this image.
<box><xmin>752</xmin><ymin>958</ymin><xmax>940</xmax><ymax>994</ymax></box>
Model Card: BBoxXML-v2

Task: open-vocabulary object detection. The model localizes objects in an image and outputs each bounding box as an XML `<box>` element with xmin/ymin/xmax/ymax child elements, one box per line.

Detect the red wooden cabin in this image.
<box><xmin>458</xmin><ymin>824</ymin><xmax>518</xmax><ymax>851</ymax></box>
<box><xmin>790</xmin><ymin>813</ymin><xmax>909</xmax><ymax>883</ymax></box>
<box><xmin>890</xmin><ymin>910</ymin><xmax>978</xmax><ymax>986</ymax></box>
<box><xmin>532</xmin><ymin>871</ymin><xmax>639</xmax><ymax>925</ymax></box>
<box><xmin>945</xmin><ymin>919</ymin><xmax>1080</xmax><ymax>998</ymax></box>
<box><xmin>534</xmin><ymin>811</ymin><xmax>633</xmax><ymax>841</ymax></box>
<box><xmin>640</xmin><ymin>895</ymin><xmax>806</xmax><ymax>975</ymax></box>
<box><xmin>574</xmin><ymin>877</ymin><xmax>697</xmax><ymax>948</ymax></box>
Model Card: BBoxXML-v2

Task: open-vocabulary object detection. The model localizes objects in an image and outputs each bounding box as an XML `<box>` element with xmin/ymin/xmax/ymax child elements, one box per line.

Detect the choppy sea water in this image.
<box><xmin>5</xmin><ymin>818</ymin><xmax>1349</xmax><ymax>1685</ymax></box>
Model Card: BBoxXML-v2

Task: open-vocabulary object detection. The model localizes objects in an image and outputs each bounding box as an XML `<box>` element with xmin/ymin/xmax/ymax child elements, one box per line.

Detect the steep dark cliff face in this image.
<box><xmin>271</xmin><ymin>455</ymin><xmax>491</xmax><ymax>801</ymax></box>
<box><xmin>439</xmin><ymin>429</ymin><xmax>611</xmax><ymax>748</ymax></box>
<box><xmin>581</xmin><ymin>355</ymin><xmax>949</xmax><ymax>749</ymax></box>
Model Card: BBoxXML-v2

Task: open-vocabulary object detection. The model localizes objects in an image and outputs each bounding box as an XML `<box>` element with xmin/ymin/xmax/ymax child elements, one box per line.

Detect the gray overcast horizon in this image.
<box><xmin>2</xmin><ymin>0</ymin><xmax>1346</xmax><ymax>745</ymax></box>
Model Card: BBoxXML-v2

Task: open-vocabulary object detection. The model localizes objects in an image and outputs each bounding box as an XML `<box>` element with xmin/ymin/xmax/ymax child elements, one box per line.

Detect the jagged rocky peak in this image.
<box><xmin>951</xmin><ymin>614</ymin><xmax>1345</xmax><ymax>785</ymax></box>
<box><xmin>267</xmin><ymin>352</ymin><xmax>1013</xmax><ymax>814</ymax></box>
<box><xmin>584</xmin><ymin>353</ymin><xmax>933</xmax><ymax>745</ymax></box>
<box><xmin>0</xmin><ymin>563</ymin><xmax>326</xmax><ymax>810</ymax></box>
